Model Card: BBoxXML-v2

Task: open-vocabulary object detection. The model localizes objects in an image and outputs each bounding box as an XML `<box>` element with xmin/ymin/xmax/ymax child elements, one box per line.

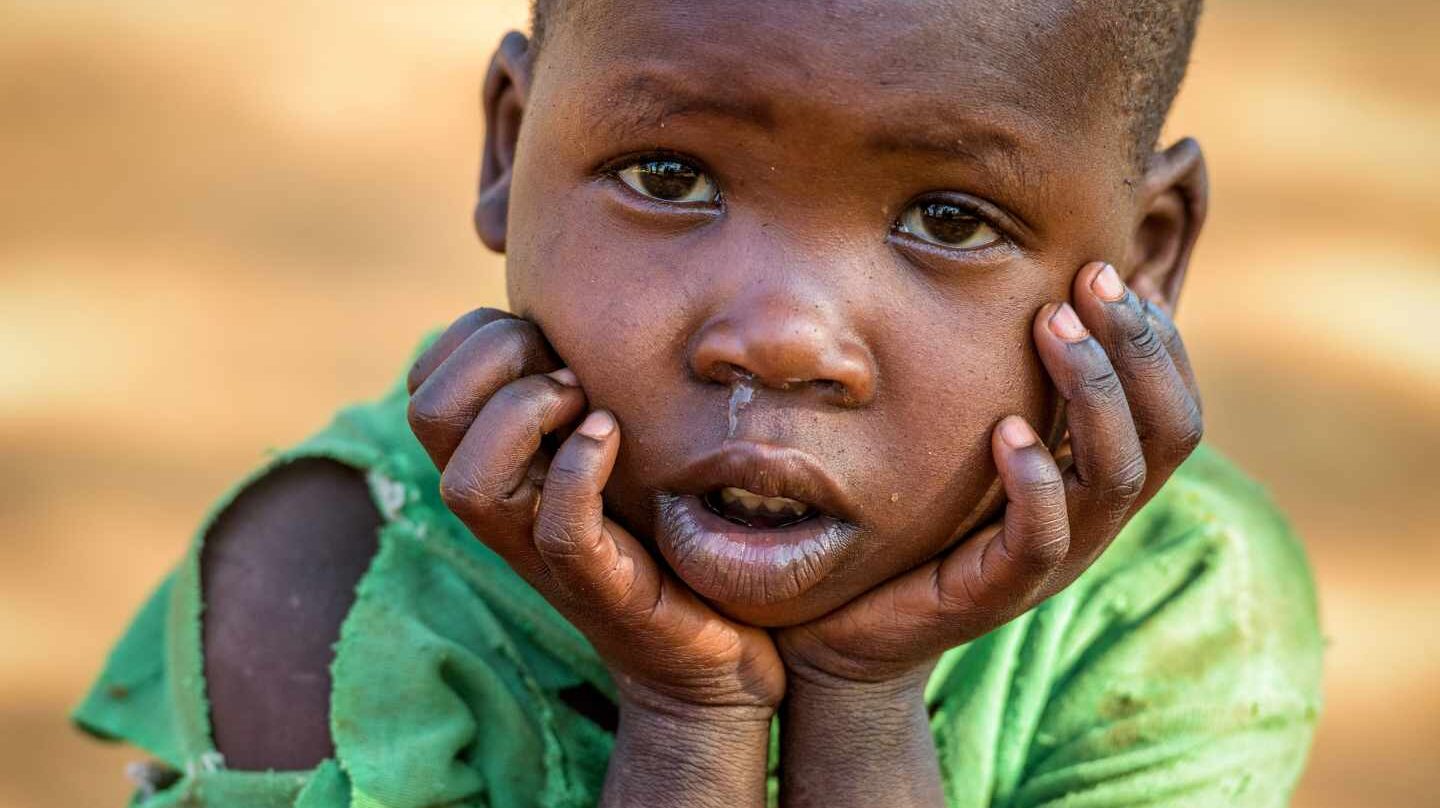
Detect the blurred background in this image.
<box><xmin>1</xmin><ymin>0</ymin><xmax>1435</xmax><ymax>805</ymax></box>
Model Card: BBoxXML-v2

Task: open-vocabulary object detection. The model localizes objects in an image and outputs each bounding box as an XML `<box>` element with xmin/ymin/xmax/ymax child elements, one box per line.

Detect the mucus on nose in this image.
<box><xmin>726</xmin><ymin>377</ymin><xmax>754</xmax><ymax>438</ymax></box>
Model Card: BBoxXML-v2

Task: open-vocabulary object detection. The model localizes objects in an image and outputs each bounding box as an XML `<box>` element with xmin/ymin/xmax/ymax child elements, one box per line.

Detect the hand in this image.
<box><xmin>775</xmin><ymin>261</ymin><xmax>1204</xmax><ymax>686</ymax></box>
<box><xmin>407</xmin><ymin>309</ymin><xmax>786</xmax><ymax>715</ymax></box>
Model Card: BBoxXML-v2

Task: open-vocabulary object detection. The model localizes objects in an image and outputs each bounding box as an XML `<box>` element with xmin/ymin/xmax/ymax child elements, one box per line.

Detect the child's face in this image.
<box><xmin>492</xmin><ymin>0</ymin><xmax>1181</xmax><ymax>626</ymax></box>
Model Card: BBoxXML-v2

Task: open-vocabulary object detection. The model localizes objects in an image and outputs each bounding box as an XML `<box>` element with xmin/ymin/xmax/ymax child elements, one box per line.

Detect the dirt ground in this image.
<box><xmin>2</xmin><ymin>1</ymin><xmax>1436</xmax><ymax>805</ymax></box>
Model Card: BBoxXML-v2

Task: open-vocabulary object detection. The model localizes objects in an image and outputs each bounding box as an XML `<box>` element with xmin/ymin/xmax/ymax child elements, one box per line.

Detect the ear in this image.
<box><xmin>475</xmin><ymin>31</ymin><xmax>534</xmax><ymax>253</ymax></box>
<box><xmin>1124</xmin><ymin>138</ymin><xmax>1208</xmax><ymax>313</ymax></box>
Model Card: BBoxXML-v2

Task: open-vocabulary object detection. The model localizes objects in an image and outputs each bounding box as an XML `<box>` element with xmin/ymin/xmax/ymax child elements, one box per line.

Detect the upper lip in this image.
<box><xmin>662</xmin><ymin>441</ymin><xmax>857</xmax><ymax>523</ymax></box>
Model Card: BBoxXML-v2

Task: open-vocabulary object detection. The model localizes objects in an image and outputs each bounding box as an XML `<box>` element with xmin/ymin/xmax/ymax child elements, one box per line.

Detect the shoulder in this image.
<box><xmin>1012</xmin><ymin>445</ymin><xmax>1325</xmax><ymax>805</ymax></box>
<box><xmin>201</xmin><ymin>457</ymin><xmax>382</xmax><ymax>771</ymax></box>
<box><xmin>1091</xmin><ymin>443</ymin><xmax>1321</xmax><ymax>629</ymax></box>
<box><xmin>1070</xmin><ymin>444</ymin><xmax>1325</xmax><ymax>702</ymax></box>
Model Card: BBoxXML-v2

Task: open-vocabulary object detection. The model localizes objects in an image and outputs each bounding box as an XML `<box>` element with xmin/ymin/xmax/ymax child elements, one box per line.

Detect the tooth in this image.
<box><xmin>785</xmin><ymin>501</ymin><xmax>806</xmax><ymax>516</ymax></box>
<box><xmin>721</xmin><ymin>487</ymin><xmax>743</xmax><ymax>505</ymax></box>
<box><xmin>737</xmin><ymin>492</ymin><xmax>763</xmax><ymax>511</ymax></box>
<box><xmin>762</xmin><ymin>497</ymin><xmax>787</xmax><ymax>513</ymax></box>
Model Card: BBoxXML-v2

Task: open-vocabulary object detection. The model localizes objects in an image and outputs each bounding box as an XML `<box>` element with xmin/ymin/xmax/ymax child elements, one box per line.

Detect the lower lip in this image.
<box><xmin>652</xmin><ymin>494</ymin><xmax>862</xmax><ymax>607</ymax></box>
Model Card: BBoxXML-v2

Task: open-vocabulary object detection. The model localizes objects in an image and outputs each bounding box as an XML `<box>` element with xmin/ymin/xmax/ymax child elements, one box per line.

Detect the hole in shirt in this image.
<box><xmin>557</xmin><ymin>683</ymin><xmax>619</xmax><ymax>733</ymax></box>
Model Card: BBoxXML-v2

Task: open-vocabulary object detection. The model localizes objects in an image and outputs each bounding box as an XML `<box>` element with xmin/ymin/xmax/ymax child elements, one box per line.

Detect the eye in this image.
<box><xmin>897</xmin><ymin>201</ymin><xmax>1002</xmax><ymax>250</ymax></box>
<box><xmin>615</xmin><ymin>158</ymin><xmax>719</xmax><ymax>204</ymax></box>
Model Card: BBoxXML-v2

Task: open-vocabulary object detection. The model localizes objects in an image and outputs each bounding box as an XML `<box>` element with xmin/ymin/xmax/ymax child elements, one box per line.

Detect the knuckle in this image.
<box><xmin>466</xmin><ymin>307</ymin><xmax>513</xmax><ymax>328</ymax></box>
<box><xmin>542</xmin><ymin>456</ymin><xmax>592</xmax><ymax>493</ymax></box>
<box><xmin>1011</xmin><ymin>524</ymin><xmax>1068</xmax><ymax>572</ymax></box>
<box><xmin>491</xmin><ymin>374</ymin><xmax>549</xmax><ymax>411</ymax></box>
<box><xmin>1077</xmin><ymin>364</ymin><xmax>1125</xmax><ymax>401</ymax></box>
<box><xmin>438</xmin><ymin>469</ymin><xmax>478</xmax><ymax>515</ymax></box>
<box><xmin>1146</xmin><ymin>401</ymin><xmax>1204</xmax><ymax>467</ymax></box>
<box><xmin>1020</xmin><ymin>469</ymin><xmax>1067</xmax><ymax>504</ymax></box>
<box><xmin>1172</xmin><ymin>406</ymin><xmax>1205</xmax><ymax>458</ymax></box>
<box><xmin>450</xmin><ymin>309</ymin><xmax>517</xmax><ymax>346</ymax></box>
<box><xmin>533</xmin><ymin>509</ymin><xmax>590</xmax><ymax>557</ymax></box>
<box><xmin>484</xmin><ymin>318</ymin><xmax>545</xmax><ymax>367</ymax></box>
<box><xmin>1179</xmin><ymin>407</ymin><xmax>1204</xmax><ymax>448</ymax></box>
<box><xmin>439</xmin><ymin>467</ymin><xmax>506</xmax><ymax>521</ymax></box>
<box><xmin>1104</xmin><ymin>453</ymin><xmax>1148</xmax><ymax>503</ymax></box>
<box><xmin>1124</xmin><ymin>321</ymin><xmax>1168</xmax><ymax>364</ymax></box>
<box><xmin>406</xmin><ymin>390</ymin><xmax>462</xmax><ymax>437</ymax></box>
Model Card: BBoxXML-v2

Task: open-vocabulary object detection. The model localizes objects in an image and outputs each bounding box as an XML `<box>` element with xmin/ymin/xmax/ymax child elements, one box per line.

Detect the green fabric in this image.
<box><xmin>74</xmin><ymin>346</ymin><xmax>1323</xmax><ymax>808</ymax></box>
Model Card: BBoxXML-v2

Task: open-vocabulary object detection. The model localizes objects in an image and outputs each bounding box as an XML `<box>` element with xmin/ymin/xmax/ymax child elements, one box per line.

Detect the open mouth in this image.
<box><xmin>649</xmin><ymin>441</ymin><xmax>864</xmax><ymax>611</ymax></box>
<box><xmin>702</xmin><ymin>486</ymin><xmax>818</xmax><ymax>529</ymax></box>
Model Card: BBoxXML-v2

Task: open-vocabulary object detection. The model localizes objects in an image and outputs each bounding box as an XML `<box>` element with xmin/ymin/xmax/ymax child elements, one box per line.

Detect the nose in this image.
<box><xmin>688</xmin><ymin>296</ymin><xmax>877</xmax><ymax>406</ymax></box>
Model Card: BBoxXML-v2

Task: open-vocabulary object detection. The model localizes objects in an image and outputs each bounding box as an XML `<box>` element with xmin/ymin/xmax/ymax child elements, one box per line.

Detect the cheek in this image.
<box><xmin>506</xmin><ymin>189</ymin><xmax>700</xmax><ymax>479</ymax></box>
<box><xmin>854</xmin><ymin>273</ymin><xmax>1059</xmax><ymax>556</ymax></box>
<box><xmin>508</xmin><ymin>168</ymin><xmax>677</xmax><ymax>379</ymax></box>
<box><xmin>519</xmin><ymin>251</ymin><xmax>685</xmax><ymax>406</ymax></box>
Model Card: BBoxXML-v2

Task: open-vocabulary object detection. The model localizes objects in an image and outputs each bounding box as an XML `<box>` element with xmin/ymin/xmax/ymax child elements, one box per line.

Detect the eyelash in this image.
<box><xmin>602</xmin><ymin>152</ymin><xmax>724</xmax><ymax>208</ymax></box>
<box><xmin>601</xmin><ymin>153</ymin><xmax>1017</xmax><ymax>253</ymax></box>
<box><xmin>890</xmin><ymin>195</ymin><xmax>1013</xmax><ymax>253</ymax></box>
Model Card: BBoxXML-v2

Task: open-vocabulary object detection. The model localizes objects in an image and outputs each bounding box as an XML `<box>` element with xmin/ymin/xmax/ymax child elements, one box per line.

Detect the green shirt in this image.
<box><xmin>74</xmin><ymin>352</ymin><xmax>1323</xmax><ymax>808</ymax></box>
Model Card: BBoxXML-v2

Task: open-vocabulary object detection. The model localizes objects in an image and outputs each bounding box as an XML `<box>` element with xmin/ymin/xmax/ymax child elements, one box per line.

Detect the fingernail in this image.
<box><xmin>999</xmin><ymin>416</ymin><xmax>1037</xmax><ymax>448</ymax></box>
<box><xmin>547</xmin><ymin>368</ymin><xmax>579</xmax><ymax>387</ymax></box>
<box><xmin>576</xmin><ymin>410</ymin><xmax>615</xmax><ymax>439</ymax></box>
<box><xmin>1048</xmin><ymin>302</ymin><xmax>1089</xmax><ymax>342</ymax></box>
<box><xmin>1090</xmin><ymin>263</ymin><xmax>1126</xmax><ymax>302</ymax></box>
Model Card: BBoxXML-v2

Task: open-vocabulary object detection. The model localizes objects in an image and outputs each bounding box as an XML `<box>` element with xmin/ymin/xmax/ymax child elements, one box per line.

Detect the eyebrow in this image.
<box><xmin>595</xmin><ymin>70</ymin><xmax>777</xmax><ymax>136</ymax></box>
<box><xmin>867</xmin><ymin>120</ymin><xmax>1038</xmax><ymax>194</ymax></box>
<box><xmin>865</xmin><ymin>126</ymin><xmax>1021</xmax><ymax>165</ymax></box>
<box><xmin>592</xmin><ymin>69</ymin><xmax>1038</xmax><ymax>194</ymax></box>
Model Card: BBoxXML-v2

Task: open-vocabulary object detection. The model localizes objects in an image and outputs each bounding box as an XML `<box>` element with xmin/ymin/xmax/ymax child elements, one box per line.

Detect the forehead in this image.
<box><xmin>539</xmin><ymin>0</ymin><xmax>1115</xmax><ymax>147</ymax></box>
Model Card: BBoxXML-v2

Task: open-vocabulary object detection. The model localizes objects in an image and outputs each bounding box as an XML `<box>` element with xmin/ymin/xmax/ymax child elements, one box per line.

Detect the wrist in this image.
<box><xmin>782</xmin><ymin>647</ymin><xmax>934</xmax><ymax>702</ymax></box>
<box><xmin>780</xmin><ymin>661</ymin><xmax>942</xmax><ymax>808</ymax></box>
<box><xmin>618</xmin><ymin>697</ymin><xmax>773</xmax><ymax>751</ymax></box>
<box><xmin>616</xmin><ymin>680</ymin><xmax>774</xmax><ymax>763</ymax></box>
<box><xmin>616</xmin><ymin>677</ymin><xmax>778</xmax><ymax>726</ymax></box>
<box><xmin>783</xmin><ymin>662</ymin><xmax>930</xmax><ymax>730</ymax></box>
<box><xmin>604</xmin><ymin>686</ymin><xmax>772</xmax><ymax>808</ymax></box>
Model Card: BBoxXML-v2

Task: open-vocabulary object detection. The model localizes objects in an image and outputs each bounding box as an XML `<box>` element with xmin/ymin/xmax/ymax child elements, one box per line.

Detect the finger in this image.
<box><xmin>1033</xmin><ymin>301</ymin><xmax>1145</xmax><ymax>560</ymax></box>
<box><xmin>1072</xmin><ymin>263</ymin><xmax>1204</xmax><ymax>505</ymax></box>
<box><xmin>532</xmin><ymin>411</ymin><xmax>655</xmax><ymax>614</ymax></box>
<box><xmin>933</xmin><ymin>417</ymin><xmax>1070</xmax><ymax>628</ymax></box>
<box><xmin>407</xmin><ymin>308</ymin><xmax>516</xmax><ymax>394</ymax></box>
<box><xmin>532</xmin><ymin>414</ymin><xmax>776</xmax><ymax>695</ymax></box>
<box><xmin>1142</xmin><ymin>295</ymin><xmax>1202</xmax><ymax>412</ymax></box>
<box><xmin>408</xmin><ymin>318</ymin><xmax>563</xmax><ymax>469</ymax></box>
<box><xmin>438</xmin><ymin>372</ymin><xmax>586</xmax><ymax>579</ymax></box>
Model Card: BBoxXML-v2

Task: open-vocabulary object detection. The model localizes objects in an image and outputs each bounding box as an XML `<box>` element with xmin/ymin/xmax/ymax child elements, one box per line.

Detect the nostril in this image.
<box><xmin>704</xmin><ymin>361</ymin><xmax>752</xmax><ymax>386</ymax></box>
<box><xmin>687</xmin><ymin>312</ymin><xmax>877</xmax><ymax>405</ymax></box>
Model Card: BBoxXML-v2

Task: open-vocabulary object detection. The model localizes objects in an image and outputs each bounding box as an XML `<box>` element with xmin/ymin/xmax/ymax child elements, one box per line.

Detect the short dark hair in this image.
<box><xmin>529</xmin><ymin>0</ymin><xmax>1202</xmax><ymax>161</ymax></box>
<box><xmin>1111</xmin><ymin>0</ymin><xmax>1204</xmax><ymax>161</ymax></box>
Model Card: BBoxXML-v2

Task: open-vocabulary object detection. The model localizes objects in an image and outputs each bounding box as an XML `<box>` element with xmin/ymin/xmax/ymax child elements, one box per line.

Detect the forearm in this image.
<box><xmin>602</xmin><ymin>695</ymin><xmax>774</xmax><ymax>808</ymax></box>
<box><xmin>780</xmin><ymin>670</ymin><xmax>943</xmax><ymax>808</ymax></box>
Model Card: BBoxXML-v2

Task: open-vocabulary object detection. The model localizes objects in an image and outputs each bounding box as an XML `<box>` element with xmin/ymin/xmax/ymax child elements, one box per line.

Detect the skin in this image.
<box><xmin>202</xmin><ymin>459</ymin><xmax>380</xmax><ymax>769</ymax></box>
<box><xmin>205</xmin><ymin>0</ymin><xmax>1209</xmax><ymax>801</ymax></box>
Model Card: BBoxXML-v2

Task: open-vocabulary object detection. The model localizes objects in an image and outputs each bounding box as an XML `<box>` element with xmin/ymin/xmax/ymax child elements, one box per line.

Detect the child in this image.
<box><xmin>75</xmin><ymin>0</ymin><xmax>1323</xmax><ymax>806</ymax></box>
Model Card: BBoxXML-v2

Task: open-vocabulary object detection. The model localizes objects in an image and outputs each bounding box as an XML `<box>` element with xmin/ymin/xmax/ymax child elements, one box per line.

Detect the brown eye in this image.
<box><xmin>616</xmin><ymin>158</ymin><xmax>718</xmax><ymax>204</ymax></box>
<box><xmin>898</xmin><ymin>201</ymin><xmax>1001</xmax><ymax>250</ymax></box>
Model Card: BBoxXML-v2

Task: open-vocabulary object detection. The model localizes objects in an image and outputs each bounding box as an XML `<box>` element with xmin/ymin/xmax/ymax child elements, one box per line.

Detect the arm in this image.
<box><xmin>780</xmin><ymin>670</ymin><xmax>941</xmax><ymax>808</ymax></box>
<box><xmin>605</xmin><ymin>696</ymin><xmax>773</xmax><ymax>808</ymax></box>
<box><xmin>201</xmin><ymin>458</ymin><xmax>380</xmax><ymax>771</ymax></box>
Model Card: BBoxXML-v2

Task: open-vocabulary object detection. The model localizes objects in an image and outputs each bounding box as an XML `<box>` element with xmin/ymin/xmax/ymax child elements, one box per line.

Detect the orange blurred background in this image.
<box><xmin>2</xmin><ymin>1</ymin><xmax>1436</xmax><ymax>805</ymax></box>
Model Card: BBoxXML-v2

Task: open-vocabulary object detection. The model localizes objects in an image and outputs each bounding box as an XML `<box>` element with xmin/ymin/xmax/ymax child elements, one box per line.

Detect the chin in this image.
<box><xmin>702</xmin><ymin>591</ymin><xmax>843</xmax><ymax>628</ymax></box>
